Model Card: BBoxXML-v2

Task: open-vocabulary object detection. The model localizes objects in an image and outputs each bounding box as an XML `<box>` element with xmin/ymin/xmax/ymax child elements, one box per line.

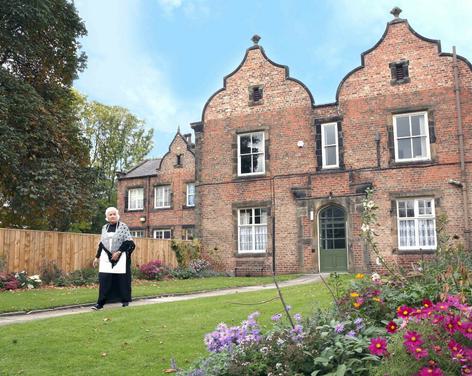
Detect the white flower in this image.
<box><xmin>276</xmin><ymin>363</ymin><xmax>282</xmax><ymax>369</ymax></box>
<box><xmin>27</xmin><ymin>284</ymin><xmax>34</xmax><ymax>289</ymax></box>
<box><xmin>276</xmin><ymin>338</ymin><xmax>285</xmax><ymax>346</ymax></box>
<box><xmin>371</xmin><ymin>272</ymin><xmax>381</xmax><ymax>282</ymax></box>
<box><xmin>361</xmin><ymin>223</ymin><xmax>370</xmax><ymax>232</ymax></box>
<box><xmin>366</xmin><ymin>201</ymin><xmax>375</xmax><ymax>209</ymax></box>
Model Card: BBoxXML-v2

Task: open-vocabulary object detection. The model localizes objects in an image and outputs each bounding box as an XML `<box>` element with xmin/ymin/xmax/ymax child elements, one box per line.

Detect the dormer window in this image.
<box><xmin>390</xmin><ymin>60</ymin><xmax>410</xmax><ymax>85</ymax></box>
<box><xmin>249</xmin><ymin>85</ymin><xmax>263</xmax><ymax>104</ymax></box>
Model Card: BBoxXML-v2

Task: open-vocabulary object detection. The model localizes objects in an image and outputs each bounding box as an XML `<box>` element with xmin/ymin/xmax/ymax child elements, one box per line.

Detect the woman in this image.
<box><xmin>92</xmin><ymin>207</ymin><xmax>135</xmax><ymax>310</ymax></box>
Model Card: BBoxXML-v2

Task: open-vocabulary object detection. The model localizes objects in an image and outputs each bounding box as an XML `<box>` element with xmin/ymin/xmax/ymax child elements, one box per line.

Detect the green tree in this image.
<box><xmin>0</xmin><ymin>0</ymin><xmax>92</xmax><ymax>231</ymax></box>
<box><xmin>76</xmin><ymin>94</ymin><xmax>154</xmax><ymax>232</ymax></box>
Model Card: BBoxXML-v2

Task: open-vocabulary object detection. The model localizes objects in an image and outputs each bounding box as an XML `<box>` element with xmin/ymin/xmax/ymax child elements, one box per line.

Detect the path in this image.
<box><xmin>0</xmin><ymin>274</ymin><xmax>324</xmax><ymax>326</ymax></box>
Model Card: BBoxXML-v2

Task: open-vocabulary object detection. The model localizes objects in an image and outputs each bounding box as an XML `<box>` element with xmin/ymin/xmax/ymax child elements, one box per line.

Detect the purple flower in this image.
<box><xmin>354</xmin><ymin>317</ymin><xmax>364</xmax><ymax>330</ymax></box>
<box><xmin>271</xmin><ymin>313</ymin><xmax>282</xmax><ymax>322</ymax></box>
<box><xmin>285</xmin><ymin>305</ymin><xmax>292</xmax><ymax>311</ymax></box>
<box><xmin>290</xmin><ymin>324</ymin><xmax>304</xmax><ymax>342</ymax></box>
<box><xmin>346</xmin><ymin>330</ymin><xmax>357</xmax><ymax>338</ymax></box>
<box><xmin>335</xmin><ymin>323</ymin><xmax>345</xmax><ymax>333</ymax></box>
<box><xmin>293</xmin><ymin>313</ymin><xmax>302</xmax><ymax>322</ymax></box>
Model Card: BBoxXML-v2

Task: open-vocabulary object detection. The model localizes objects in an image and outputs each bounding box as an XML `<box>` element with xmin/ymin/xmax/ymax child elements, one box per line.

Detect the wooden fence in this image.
<box><xmin>0</xmin><ymin>228</ymin><xmax>178</xmax><ymax>274</ymax></box>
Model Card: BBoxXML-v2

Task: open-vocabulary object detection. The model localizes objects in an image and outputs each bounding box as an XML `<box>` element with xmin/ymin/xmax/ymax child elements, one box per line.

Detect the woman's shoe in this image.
<box><xmin>91</xmin><ymin>304</ymin><xmax>103</xmax><ymax>310</ymax></box>
<box><xmin>122</xmin><ymin>302</ymin><xmax>129</xmax><ymax>307</ymax></box>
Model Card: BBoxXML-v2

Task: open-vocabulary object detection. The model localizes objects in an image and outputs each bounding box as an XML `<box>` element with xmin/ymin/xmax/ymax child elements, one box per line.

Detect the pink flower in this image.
<box><xmin>403</xmin><ymin>330</ymin><xmax>424</xmax><ymax>349</ymax></box>
<box><xmin>397</xmin><ymin>305</ymin><xmax>413</xmax><ymax>319</ymax></box>
<box><xmin>386</xmin><ymin>321</ymin><xmax>398</xmax><ymax>334</ymax></box>
<box><xmin>461</xmin><ymin>364</ymin><xmax>472</xmax><ymax>375</ymax></box>
<box><xmin>444</xmin><ymin>315</ymin><xmax>461</xmax><ymax>334</ymax></box>
<box><xmin>434</xmin><ymin>302</ymin><xmax>450</xmax><ymax>312</ymax></box>
<box><xmin>460</xmin><ymin>321</ymin><xmax>472</xmax><ymax>340</ymax></box>
<box><xmin>417</xmin><ymin>367</ymin><xmax>443</xmax><ymax>376</ymax></box>
<box><xmin>368</xmin><ymin>337</ymin><xmax>388</xmax><ymax>356</ymax></box>
<box><xmin>411</xmin><ymin>346</ymin><xmax>429</xmax><ymax>360</ymax></box>
<box><xmin>422</xmin><ymin>299</ymin><xmax>433</xmax><ymax>309</ymax></box>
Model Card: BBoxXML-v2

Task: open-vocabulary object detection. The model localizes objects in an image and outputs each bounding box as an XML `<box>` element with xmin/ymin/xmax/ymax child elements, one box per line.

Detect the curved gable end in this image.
<box><xmin>200</xmin><ymin>40</ymin><xmax>314</xmax><ymax>123</ymax></box>
<box><xmin>335</xmin><ymin>18</ymin><xmax>472</xmax><ymax>103</ymax></box>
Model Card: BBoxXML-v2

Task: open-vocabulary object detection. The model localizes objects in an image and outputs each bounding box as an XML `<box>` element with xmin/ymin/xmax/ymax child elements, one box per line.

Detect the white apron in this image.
<box><xmin>99</xmin><ymin>231</ymin><xmax>126</xmax><ymax>274</ymax></box>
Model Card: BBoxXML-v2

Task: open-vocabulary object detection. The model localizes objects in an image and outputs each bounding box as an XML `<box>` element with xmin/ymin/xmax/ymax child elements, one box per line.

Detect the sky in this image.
<box><xmin>73</xmin><ymin>0</ymin><xmax>472</xmax><ymax>160</ymax></box>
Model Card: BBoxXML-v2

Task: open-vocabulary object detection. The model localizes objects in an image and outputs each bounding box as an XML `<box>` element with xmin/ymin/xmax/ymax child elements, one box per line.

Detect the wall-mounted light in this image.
<box><xmin>328</xmin><ymin>191</ymin><xmax>333</xmax><ymax>200</ymax></box>
<box><xmin>139</xmin><ymin>216</ymin><xmax>146</xmax><ymax>223</ymax></box>
<box><xmin>448</xmin><ymin>179</ymin><xmax>463</xmax><ymax>188</ymax></box>
<box><xmin>297</xmin><ymin>140</ymin><xmax>304</xmax><ymax>148</ymax></box>
<box><xmin>309</xmin><ymin>210</ymin><xmax>314</xmax><ymax>221</ymax></box>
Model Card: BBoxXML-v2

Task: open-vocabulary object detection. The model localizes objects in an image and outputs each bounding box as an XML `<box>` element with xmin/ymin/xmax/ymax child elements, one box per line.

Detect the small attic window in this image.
<box><xmin>176</xmin><ymin>154</ymin><xmax>182</xmax><ymax>167</ymax></box>
<box><xmin>249</xmin><ymin>85</ymin><xmax>263</xmax><ymax>105</ymax></box>
<box><xmin>389</xmin><ymin>60</ymin><xmax>410</xmax><ymax>85</ymax></box>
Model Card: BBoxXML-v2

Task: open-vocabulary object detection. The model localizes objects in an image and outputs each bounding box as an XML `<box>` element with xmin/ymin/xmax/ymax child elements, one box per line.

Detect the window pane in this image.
<box><xmin>399</xmin><ymin>219</ymin><xmax>416</xmax><ymax>247</ymax></box>
<box><xmin>412</xmin><ymin>137</ymin><xmax>426</xmax><ymax>158</ymax></box>
<box><xmin>418</xmin><ymin>219</ymin><xmax>435</xmax><ymax>247</ymax></box>
<box><xmin>411</xmin><ymin>114</ymin><xmax>425</xmax><ymax>136</ymax></box>
<box><xmin>239</xmin><ymin>209</ymin><xmax>252</xmax><ymax>225</ymax></box>
<box><xmin>254</xmin><ymin>226</ymin><xmax>267</xmax><ymax>250</ymax></box>
<box><xmin>334</xmin><ymin>239</ymin><xmax>346</xmax><ymax>248</ymax></box>
<box><xmin>324</xmin><ymin>124</ymin><xmax>337</xmax><ymax>145</ymax></box>
<box><xmin>325</xmin><ymin>146</ymin><xmax>337</xmax><ymax>166</ymax></box>
<box><xmin>396</xmin><ymin>116</ymin><xmax>411</xmax><ymax>137</ymax></box>
<box><xmin>251</xmin><ymin>133</ymin><xmax>263</xmax><ymax>153</ymax></box>
<box><xmin>406</xmin><ymin>201</ymin><xmax>415</xmax><ymax>217</ymax></box>
<box><xmin>398</xmin><ymin>201</ymin><xmax>406</xmax><ymax>217</ymax></box>
<box><xmin>239</xmin><ymin>226</ymin><xmax>253</xmax><ymax>251</ymax></box>
<box><xmin>252</xmin><ymin>154</ymin><xmax>263</xmax><ymax>173</ymax></box>
<box><xmin>239</xmin><ymin>135</ymin><xmax>251</xmax><ymax>154</ymax></box>
<box><xmin>397</xmin><ymin>138</ymin><xmax>412</xmax><ymax>159</ymax></box>
<box><xmin>240</xmin><ymin>155</ymin><xmax>252</xmax><ymax>173</ymax></box>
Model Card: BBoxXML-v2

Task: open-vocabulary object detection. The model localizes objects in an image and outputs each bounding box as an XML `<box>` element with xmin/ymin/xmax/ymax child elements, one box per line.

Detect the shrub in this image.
<box><xmin>0</xmin><ymin>272</ymin><xmax>20</xmax><ymax>291</ymax></box>
<box><xmin>171</xmin><ymin>239</ymin><xmax>201</xmax><ymax>268</ymax></box>
<box><xmin>14</xmin><ymin>271</ymin><xmax>41</xmax><ymax>289</ymax></box>
<box><xmin>169</xmin><ymin>267</ymin><xmax>197</xmax><ymax>280</ymax></box>
<box><xmin>138</xmin><ymin>259</ymin><xmax>168</xmax><ymax>280</ymax></box>
<box><xmin>40</xmin><ymin>261</ymin><xmax>64</xmax><ymax>285</ymax></box>
<box><xmin>189</xmin><ymin>259</ymin><xmax>211</xmax><ymax>274</ymax></box>
<box><xmin>67</xmin><ymin>268</ymin><xmax>98</xmax><ymax>286</ymax></box>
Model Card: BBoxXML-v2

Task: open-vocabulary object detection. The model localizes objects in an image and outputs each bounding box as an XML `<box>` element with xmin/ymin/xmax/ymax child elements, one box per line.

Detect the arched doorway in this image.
<box><xmin>318</xmin><ymin>205</ymin><xmax>347</xmax><ymax>272</ymax></box>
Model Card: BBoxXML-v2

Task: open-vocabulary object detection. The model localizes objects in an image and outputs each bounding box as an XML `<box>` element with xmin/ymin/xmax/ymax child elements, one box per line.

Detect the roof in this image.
<box><xmin>120</xmin><ymin>158</ymin><xmax>161</xmax><ymax>179</ymax></box>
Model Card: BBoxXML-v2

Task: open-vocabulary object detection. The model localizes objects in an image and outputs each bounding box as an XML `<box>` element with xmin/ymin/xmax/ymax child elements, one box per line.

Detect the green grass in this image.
<box><xmin>0</xmin><ymin>281</ymin><xmax>333</xmax><ymax>376</ymax></box>
<box><xmin>0</xmin><ymin>275</ymin><xmax>299</xmax><ymax>313</ymax></box>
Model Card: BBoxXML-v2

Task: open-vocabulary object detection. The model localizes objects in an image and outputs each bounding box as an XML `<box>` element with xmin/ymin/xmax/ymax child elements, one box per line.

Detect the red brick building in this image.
<box><xmin>117</xmin><ymin>131</ymin><xmax>196</xmax><ymax>240</ymax></box>
<box><xmin>191</xmin><ymin>9</ymin><xmax>472</xmax><ymax>275</ymax></box>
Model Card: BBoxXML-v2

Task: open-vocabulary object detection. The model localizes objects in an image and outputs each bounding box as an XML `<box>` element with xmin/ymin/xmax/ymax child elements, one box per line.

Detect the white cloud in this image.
<box><xmin>74</xmin><ymin>0</ymin><xmax>198</xmax><ymax>156</ymax></box>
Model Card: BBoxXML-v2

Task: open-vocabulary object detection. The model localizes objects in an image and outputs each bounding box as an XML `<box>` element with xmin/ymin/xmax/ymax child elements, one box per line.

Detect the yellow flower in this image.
<box><xmin>350</xmin><ymin>292</ymin><xmax>360</xmax><ymax>298</ymax></box>
<box><xmin>353</xmin><ymin>302</ymin><xmax>361</xmax><ymax>309</ymax></box>
<box><xmin>372</xmin><ymin>297</ymin><xmax>381</xmax><ymax>302</ymax></box>
<box><xmin>355</xmin><ymin>273</ymin><xmax>365</xmax><ymax>279</ymax></box>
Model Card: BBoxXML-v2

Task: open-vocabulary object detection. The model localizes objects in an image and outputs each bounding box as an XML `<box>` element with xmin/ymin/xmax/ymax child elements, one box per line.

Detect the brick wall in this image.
<box><xmin>194</xmin><ymin>17</ymin><xmax>472</xmax><ymax>275</ymax></box>
<box><xmin>118</xmin><ymin>133</ymin><xmax>195</xmax><ymax>239</ymax></box>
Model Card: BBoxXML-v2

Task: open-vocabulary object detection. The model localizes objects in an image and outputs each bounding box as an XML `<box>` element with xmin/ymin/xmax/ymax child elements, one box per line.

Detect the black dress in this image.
<box><xmin>95</xmin><ymin>223</ymin><xmax>136</xmax><ymax>306</ymax></box>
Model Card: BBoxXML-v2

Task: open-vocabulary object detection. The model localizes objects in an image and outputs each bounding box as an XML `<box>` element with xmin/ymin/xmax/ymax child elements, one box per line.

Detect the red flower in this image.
<box><xmin>386</xmin><ymin>321</ymin><xmax>398</xmax><ymax>334</ymax></box>
<box><xmin>444</xmin><ymin>315</ymin><xmax>461</xmax><ymax>334</ymax></box>
<box><xmin>397</xmin><ymin>305</ymin><xmax>413</xmax><ymax>318</ymax></box>
<box><xmin>368</xmin><ymin>337</ymin><xmax>388</xmax><ymax>356</ymax></box>
<box><xmin>462</xmin><ymin>364</ymin><xmax>472</xmax><ymax>375</ymax></box>
<box><xmin>422</xmin><ymin>299</ymin><xmax>433</xmax><ymax>309</ymax></box>
<box><xmin>417</xmin><ymin>367</ymin><xmax>443</xmax><ymax>376</ymax></box>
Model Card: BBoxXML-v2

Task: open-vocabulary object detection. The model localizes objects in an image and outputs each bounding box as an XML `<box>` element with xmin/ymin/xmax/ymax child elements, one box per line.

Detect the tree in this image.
<box><xmin>76</xmin><ymin>93</ymin><xmax>154</xmax><ymax>232</ymax></box>
<box><xmin>0</xmin><ymin>0</ymin><xmax>93</xmax><ymax>230</ymax></box>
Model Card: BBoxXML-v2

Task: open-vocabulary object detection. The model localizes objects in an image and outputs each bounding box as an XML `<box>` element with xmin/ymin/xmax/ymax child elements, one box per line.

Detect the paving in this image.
<box><xmin>0</xmin><ymin>273</ymin><xmax>325</xmax><ymax>326</ymax></box>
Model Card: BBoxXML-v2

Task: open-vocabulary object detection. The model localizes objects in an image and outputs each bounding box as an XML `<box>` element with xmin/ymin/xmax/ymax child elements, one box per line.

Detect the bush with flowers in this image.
<box><xmin>370</xmin><ymin>295</ymin><xmax>471</xmax><ymax>375</ymax></box>
<box><xmin>0</xmin><ymin>271</ymin><xmax>41</xmax><ymax>291</ymax></box>
<box><xmin>179</xmin><ymin>308</ymin><xmax>385</xmax><ymax>376</ymax></box>
<box><xmin>138</xmin><ymin>259</ymin><xmax>169</xmax><ymax>280</ymax></box>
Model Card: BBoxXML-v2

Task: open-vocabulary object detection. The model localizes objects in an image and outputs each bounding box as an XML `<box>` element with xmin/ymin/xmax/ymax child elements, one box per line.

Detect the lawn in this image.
<box><xmin>0</xmin><ymin>275</ymin><xmax>299</xmax><ymax>313</ymax></box>
<box><xmin>0</xmin><ymin>281</ymin><xmax>332</xmax><ymax>376</ymax></box>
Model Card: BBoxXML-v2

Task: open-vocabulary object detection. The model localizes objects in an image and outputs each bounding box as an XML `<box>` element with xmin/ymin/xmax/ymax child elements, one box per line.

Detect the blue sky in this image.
<box><xmin>74</xmin><ymin>0</ymin><xmax>472</xmax><ymax>160</ymax></box>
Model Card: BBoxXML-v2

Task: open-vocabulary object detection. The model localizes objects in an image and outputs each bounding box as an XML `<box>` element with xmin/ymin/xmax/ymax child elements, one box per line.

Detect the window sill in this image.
<box><xmin>389</xmin><ymin>159</ymin><xmax>435</xmax><ymax>168</ymax></box>
<box><xmin>233</xmin><ymin>173</ymin><xmax>267</xmax><ymax>181</ymax></box>
<box><xmin>315</xmin><ymin>167</ymin><xmax>345</xmax><ymax>174</ymax></box>
<box><xmin>125</xmin><ymin>209</ymin><xmax>144</xmax><ymax>212</ymax></box>
<box><xmin>151</xmin><ymin>207</ymin><xmax>173</xmax><ymax>211</ymax></box>
<box><xmin>234</xmin><ymin>252</ymin><xmax>269</xmax><ymax>258</ymax></box>
<box><xmin>390</xmin><ymin>77</ymin><xmax>411</xmax><ymax>85</ymax></box>
<box><xmin>393</xmin><ymin>248</ymin><xmax>436</xmax><ymax>255</ymax></box>
<box><xmin>182</xmin><ymin>205</ymin><xmax>195</xmax><ymax>210</ymax></box>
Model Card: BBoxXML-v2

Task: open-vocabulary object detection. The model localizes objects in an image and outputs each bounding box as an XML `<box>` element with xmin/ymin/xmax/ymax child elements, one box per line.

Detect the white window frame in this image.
<box><xmin>321</xmin><ymin>122</ymin><xmax>339</xmax><ymax>169</ymax></box>
<box><xmin>237</xmin><ymin>132</ymin><xmax>265</xmax><ymax>176</ymax></box>
<box><xmin>186</xmin><ymin>183</ymin><xmax>195</xmax><ymax>207</ymax></box>
<box><xmin>127</xmin><ymin>188</ymin><xmax>144</xmax><ymax>211</ymax></box>
<box><xmin>396</xmin><ymin>198</ymin><xmax>437</xmax><ymax>250</ymax></box>
<box><xmin>182</xmin><ymin>226</ymin><xmax>195</xmax><ymax>240</ymax></box>
<box><xmin>237</xmin><ymin>207</ymin><xmax>268</xmax><ymax>253</ymax></box>
<box><xmin>393</xmin><ymin>111</ymin><xmax>431</xmax><ymax>162</ymax></box>
<box><xmin>154</xmin><ymin>185</ymin><xmax>171</xmax><ymax>209</ymax></box>
<box><xmin>153</xmin><ymin>229</ymin><xmax>172</xmax><ymax>239</ymax></box>
<box><xmin>130</xmin><ymin>230</ymin><xmax>145</xmax><ymax>238</ymax></box>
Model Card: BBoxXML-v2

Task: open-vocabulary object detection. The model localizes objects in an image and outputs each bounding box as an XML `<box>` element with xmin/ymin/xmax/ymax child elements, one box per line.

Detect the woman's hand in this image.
<box><xmin>92</xmin><ymin>257</ymin><xmax>99</xmax><ymax>268</ymax></box>
<box><xmin>111</xmin><ymin>251</ymin><xmax>121</xmax><ymax>261</ymax></box>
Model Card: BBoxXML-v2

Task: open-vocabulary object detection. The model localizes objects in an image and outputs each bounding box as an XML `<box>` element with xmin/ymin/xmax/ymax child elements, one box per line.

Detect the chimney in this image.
<box><xmin>184</xmin><ymin>133</ymin><xmax>192</xmax><ymax>144</ymax></box>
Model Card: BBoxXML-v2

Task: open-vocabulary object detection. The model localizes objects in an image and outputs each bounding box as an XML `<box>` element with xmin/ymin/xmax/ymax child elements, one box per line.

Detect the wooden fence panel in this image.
<box><xmin>0</xmin><ymin>228</ymin><xmax>178</xmax><ymax>274</ymax></box>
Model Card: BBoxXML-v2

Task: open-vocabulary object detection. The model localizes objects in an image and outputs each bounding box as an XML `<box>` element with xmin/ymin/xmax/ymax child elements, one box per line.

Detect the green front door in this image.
<box><xmin>319</xmin><ymin>206</ymin><xmax>347</xmax><ymax>272</ymax></box>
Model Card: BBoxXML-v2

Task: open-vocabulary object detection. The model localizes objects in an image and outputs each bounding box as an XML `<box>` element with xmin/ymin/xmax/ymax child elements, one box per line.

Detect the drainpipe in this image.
<box><xmin>452</xmin><ymin>47</ymin><xmax>471</xmax><ymax>250</ymax></box>
<box><xmin>146</xmin><ymin>176</ymin><xmax>151</xmax><ymax>237</ymax></box>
